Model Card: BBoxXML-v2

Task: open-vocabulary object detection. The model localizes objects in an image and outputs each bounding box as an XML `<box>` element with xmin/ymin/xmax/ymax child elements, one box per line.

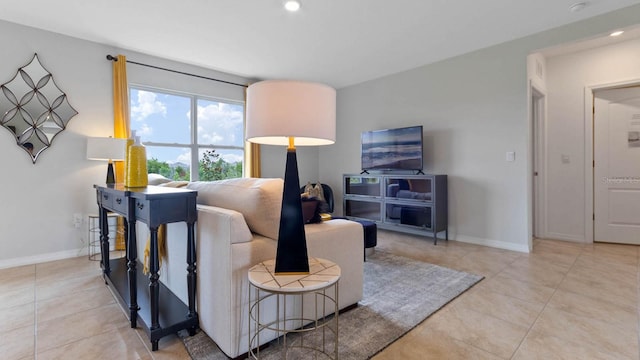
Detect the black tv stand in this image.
<box><xmin>416</xmin><ymin>170</ymin><xmax>425</xmax><ymax>175</ymax></box>
<box><xmin>343</xmin><ymin>173</ymin><xmax>448</xmax><ymax>244</ymax></box>
<box><xmin>360</xmin><ymin>170</ymin><xmax>370</xmax><ymax>174</ymax></box>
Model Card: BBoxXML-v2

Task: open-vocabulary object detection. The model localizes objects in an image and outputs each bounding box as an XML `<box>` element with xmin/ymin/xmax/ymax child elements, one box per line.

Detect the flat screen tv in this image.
<box><xmin>361</xmin><ymin>125</ymin><xmax>423</xmax><ymax>171</ymax></box>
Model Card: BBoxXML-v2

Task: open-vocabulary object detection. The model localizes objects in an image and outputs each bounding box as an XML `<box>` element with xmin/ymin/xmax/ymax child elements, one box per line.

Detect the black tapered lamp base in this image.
<box><xmin>274</xmin><ymin>148</ymin><xmax>309</xmax><ymax>274</ymax></box>
<box><xmin>106</xmin><ymin>161</ymin><xmax>116</xmax><ymax>186</ymax></box>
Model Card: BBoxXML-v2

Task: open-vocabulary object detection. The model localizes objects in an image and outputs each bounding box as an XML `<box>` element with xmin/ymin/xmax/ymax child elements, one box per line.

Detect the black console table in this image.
<box><xmin>94</xmin><ymin>184</ymin><xmax>198</xmax><ymax>351</ymax></box>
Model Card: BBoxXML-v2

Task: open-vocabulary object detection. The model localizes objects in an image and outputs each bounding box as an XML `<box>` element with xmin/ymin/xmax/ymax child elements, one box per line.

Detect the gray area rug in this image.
<box><xmin>182</xmin><ymin>250</ymin><xmax>483</xmax><ymax>360</ymax></box>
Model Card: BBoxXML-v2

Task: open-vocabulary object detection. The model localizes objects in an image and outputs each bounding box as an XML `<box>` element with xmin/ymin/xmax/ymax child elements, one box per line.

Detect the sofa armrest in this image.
<box><xmin>197</xmin><ymin>205</ymin><xmax>253</xmax><ymax>244</ymax></box>
<box><xmin>305</xmin><ymin>219</ymin><xmax>364</xmax><ymax>307</ymax></box>
<box><xmin>136</xmin><ymin>204</ymin><xmax>253</xmax><ymax>304</ymax></box>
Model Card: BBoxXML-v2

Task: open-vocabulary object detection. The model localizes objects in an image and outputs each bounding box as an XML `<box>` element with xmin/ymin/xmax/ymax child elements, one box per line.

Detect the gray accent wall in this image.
<box><xmin>320</xmin><ymin>4</ymin><xmax>640</xmax><ymax>252</ymax></box>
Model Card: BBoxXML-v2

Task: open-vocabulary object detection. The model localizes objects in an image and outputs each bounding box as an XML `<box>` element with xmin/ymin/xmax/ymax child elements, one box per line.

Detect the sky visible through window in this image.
<box><xmin>129</xmin><ymin>88</ymin><xmax>244</xmax><ymax>172</ymax></box>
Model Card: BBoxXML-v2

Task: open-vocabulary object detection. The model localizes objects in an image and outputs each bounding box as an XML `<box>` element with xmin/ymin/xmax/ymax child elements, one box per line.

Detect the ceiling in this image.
<box><xmin>1</xmin><ymin>0</ymin><xmax>639</xmax><ymax>88</ymax></box>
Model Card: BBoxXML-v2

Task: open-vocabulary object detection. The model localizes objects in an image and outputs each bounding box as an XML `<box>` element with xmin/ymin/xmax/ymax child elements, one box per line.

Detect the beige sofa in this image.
<box><xmin>137</xmin><ymin>177</ymin><xmax>364</xmax><ymax>358</ymax></box>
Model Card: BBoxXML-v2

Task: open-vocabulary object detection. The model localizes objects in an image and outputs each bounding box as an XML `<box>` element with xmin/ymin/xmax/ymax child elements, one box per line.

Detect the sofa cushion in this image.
<box><xmin>301</xmin><ymin>198</ymin><xmax>321</xmax><ymax>224</ymax></box>
<box><xmin>148</xmin><ymin>173</ymin><xmax>172</xmax><ymax>185</ymax></box>
<box><xmin>198</xmin><ymin>205</ymin><xmax>253</xmax><ymax>244</ymax></box>
<box><xmin>187</xmin><ymin>178</ymin><xmax>283</xmax><ymax>239</ymax></box>
<box><xmin>303</xmin><ymin>182</ymin><xmax>326</xmax><ymax>203</ymax></box>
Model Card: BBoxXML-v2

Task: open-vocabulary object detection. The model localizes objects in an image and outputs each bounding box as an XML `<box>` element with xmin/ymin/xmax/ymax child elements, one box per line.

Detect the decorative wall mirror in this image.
<box><xmin>0</xmin><ymin>53</ymin><xmax>78</xmax><ymax>163</ymax></box>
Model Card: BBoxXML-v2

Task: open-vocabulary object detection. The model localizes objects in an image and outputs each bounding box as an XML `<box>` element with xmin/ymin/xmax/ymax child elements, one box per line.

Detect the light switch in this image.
<box><xmin>561</xmin><ymin>154</ymin><xmax>570</xmax><ymax>164</ymax></box>
<box><xmin>506</xmin><ymin>151</ymin><xmax>515</xmax><ymax>162</ymax></box>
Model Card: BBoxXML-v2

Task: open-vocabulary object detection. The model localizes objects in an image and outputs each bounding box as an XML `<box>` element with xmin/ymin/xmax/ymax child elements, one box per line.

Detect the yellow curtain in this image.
<box><xmin>245</xmin><ymin>142</ymin><xmax>260</xmax><ymax>178</ymax></box>
<box><xmin>244</xmin><ymin>86</ymin><xmax>261</xmax><ymax>178</ymax></box>
<box><xmin>113</xmin><ymin>54</ymin><xmax>130</xmax><ymax>179</ymax></box>
<box><xmin>143</xmin><ymin>224</ymin><xmax>166</xmax><ymax>274</ymax></box>
<box><xmin>113</xmin><ymin>54</ymin><xmax>130</xmax><ymax>250</ymax></box>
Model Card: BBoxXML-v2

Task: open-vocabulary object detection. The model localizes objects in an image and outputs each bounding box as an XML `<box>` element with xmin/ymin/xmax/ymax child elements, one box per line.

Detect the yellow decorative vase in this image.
<box><xmin>125</xmin><ymin>136</ymin><xmax>148</xmax><ymax>188</ymax></box>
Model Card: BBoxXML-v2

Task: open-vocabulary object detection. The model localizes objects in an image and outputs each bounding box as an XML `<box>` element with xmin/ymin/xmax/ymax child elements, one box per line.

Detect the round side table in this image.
<box><xmin>248</xmin><ymin>257</ymin><xmax>340</xmax><ymax>359</ymax></box>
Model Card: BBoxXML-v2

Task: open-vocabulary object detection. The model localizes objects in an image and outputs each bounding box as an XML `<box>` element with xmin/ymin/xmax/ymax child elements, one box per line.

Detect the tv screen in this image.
<box><xmin>361</xmin><ymin>125</ymin><xmax>423</xmax><ymax>171</ymax></box>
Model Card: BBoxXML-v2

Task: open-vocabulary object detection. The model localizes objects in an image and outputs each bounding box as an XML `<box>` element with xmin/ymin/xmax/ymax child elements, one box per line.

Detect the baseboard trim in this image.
<box><xmin>453</xmin><ymin>235</ymin><xmax>531</xmax><ymax>253</ymax></box>
<box><xmin>545</xmin><ymin>232</ymin><xmax>587</xmax><ymax>243</ymax></box>
<box><xmin>0</xmin><ymin>248</ymin><xmax>87</xmax><ymax>270</ymax></box>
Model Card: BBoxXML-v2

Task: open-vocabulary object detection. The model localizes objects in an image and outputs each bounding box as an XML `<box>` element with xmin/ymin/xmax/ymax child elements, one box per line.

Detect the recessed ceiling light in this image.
<box><xmin>610</xmin><ymin>30</ymin><xmax>624</xmax><ymax>37</ymax></box>
<box><xmin>284</xmin><ymin>0</ymin><xmax>301</xmax><ymax>12</ymax></box>
<box><xmin>569</xmin><ymin>2</ymin><xmax>587</xmax><ymax>12</ymax></box>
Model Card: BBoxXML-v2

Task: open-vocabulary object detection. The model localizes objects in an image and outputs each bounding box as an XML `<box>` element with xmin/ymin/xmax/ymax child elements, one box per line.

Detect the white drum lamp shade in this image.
<box><xmin>246</xmin><ymin>80</ymin><xmax>336</xmax><ymax>147</ymax></box>
<box><xmin>87</xmin><ymin>137</ymin><xmax>126</xmax><ymax>185</ymax></box>
<box><xmin>245</xmin><ymin>80</ymin><xmax>336</xmax><ymax>274</ymax></box>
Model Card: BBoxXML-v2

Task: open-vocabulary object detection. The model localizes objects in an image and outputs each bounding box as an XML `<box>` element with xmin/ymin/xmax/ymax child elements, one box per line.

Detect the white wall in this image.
<box><xmin>543</xmin><ymin>37</ymin><xmax>640</xmax><ymax>242</ymax></box>
<box><xmin>2</xmin><ymin>4</ymin><xmax>640</xmax><ymax>266</ymax></box>
<box><xmin>325</xmin><ymin>42</ymin><xmax>532</xmax><ymax>252</ymax></box>
<box><xmin>0</xmin><ymin>20</ymin><xmax>114</xmax><ymax>267</ymax></box>
<box><xmin>320</xmin><ymin>4</ymin><xmax>640</xmax><ymax>252</ymax></box>
<box><xmin>527</xmin><ymin>52</ymin><xmax>548</xmax><ymax>90</ymax></box>
<box><xmin>260</xmin><ymin>146</ymin><xmax>320</xmax><ymax>183</ymax></box>
<box><xmin>0</xmin><ymin>20</ymin><xmax>260</xmax><ymax>268</ymax></box>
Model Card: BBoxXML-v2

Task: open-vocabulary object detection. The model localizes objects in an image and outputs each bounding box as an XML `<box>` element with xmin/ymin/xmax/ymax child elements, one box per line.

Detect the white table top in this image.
<box><xmin>248</xmin><ymin>257</ymin><xmax>341</xmax><ymax>293</ymax></box>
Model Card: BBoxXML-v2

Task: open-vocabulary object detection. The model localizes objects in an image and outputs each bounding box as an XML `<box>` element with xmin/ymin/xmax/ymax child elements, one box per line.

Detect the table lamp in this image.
<box><xmin>87</xmin><ymin>136</ymin><xmax>127</xmax><ymax>185</ymax></box>
<box><xmin>246</xmin><ymin>80</ymin><xmax>336</xmax><ymax>274</ymax></box>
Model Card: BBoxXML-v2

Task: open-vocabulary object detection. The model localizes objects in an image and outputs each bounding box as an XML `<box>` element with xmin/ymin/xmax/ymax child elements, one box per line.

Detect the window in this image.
<box><xmin>129</xmin><ymin>86</ymin><xmax>244</xmax><ymax>181</ymax></box>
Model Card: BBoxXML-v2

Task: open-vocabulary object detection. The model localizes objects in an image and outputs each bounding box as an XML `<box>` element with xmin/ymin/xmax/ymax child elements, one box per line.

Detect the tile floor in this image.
<box><xmin>1</xmin><ymin>231</ymin><xmax>638</xmax><ymax>359</ymax></box>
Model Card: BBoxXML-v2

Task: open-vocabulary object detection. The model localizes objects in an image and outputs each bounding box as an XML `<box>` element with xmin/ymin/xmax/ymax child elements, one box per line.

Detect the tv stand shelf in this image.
<box><xmin>343</xmin><ymin>174</ymin><xmax>448</xmax><ymax>244</ymax></box>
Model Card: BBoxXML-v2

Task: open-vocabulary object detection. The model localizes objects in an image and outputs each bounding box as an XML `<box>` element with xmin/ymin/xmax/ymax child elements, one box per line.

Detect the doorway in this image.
<box><xmin>592</xmin><ymin>85</ymin><xmax>640</xmax><ymax>244</ymax></box>
<box><xmin>531</xmin><ymin>85</ymin><xmax>546</xmax><ymax>240</ymax></box>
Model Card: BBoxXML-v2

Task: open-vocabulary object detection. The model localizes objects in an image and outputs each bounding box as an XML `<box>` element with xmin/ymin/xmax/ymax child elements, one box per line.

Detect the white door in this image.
<box><xmin>593</xmin><ymin>86</ymin><xmax>640</xmax><ymax>244</ymax></box>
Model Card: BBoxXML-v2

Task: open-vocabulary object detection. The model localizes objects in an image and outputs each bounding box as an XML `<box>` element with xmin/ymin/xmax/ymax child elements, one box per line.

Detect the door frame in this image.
<box><xmin>584</xmin><ymin>78</ymin><xmax>640</xmax><ymax>243</ymax></box>
<box><xmin>530</xmin><ymin>81</ymin><xmax>547</xmax><ymax>241</ymax></box>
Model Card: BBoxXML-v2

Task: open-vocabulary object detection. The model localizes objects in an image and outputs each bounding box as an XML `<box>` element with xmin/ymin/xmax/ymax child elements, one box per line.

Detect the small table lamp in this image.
<box><xmin>246</xmin><ymin>80</ymin><xmax>336</xmax><ymax>274</ymax></box>
<box><xmin>87</xmin><ymin>136</ymin><xmax>127</xmax><ymax>185</ymax></box>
